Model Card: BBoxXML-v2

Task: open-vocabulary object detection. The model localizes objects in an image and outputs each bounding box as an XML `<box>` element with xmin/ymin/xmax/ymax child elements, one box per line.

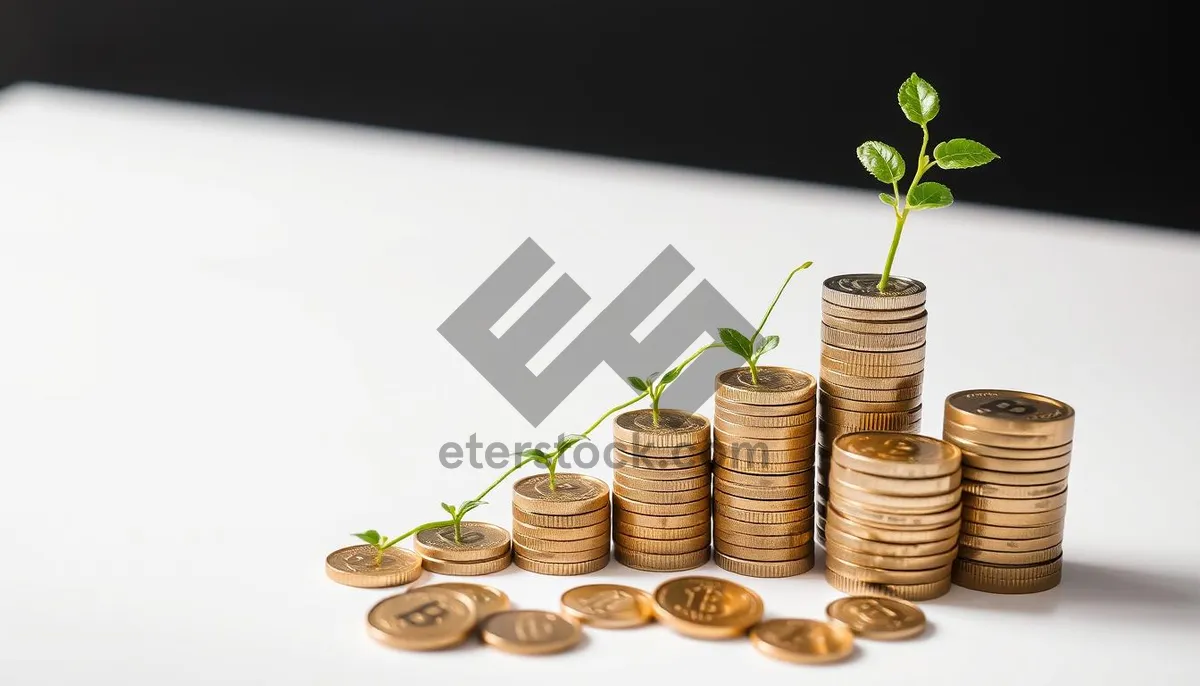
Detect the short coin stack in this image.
<box><xmin>611</xmin><ymin>409</ymin><xmax>712</xmax><ymax>571</ymax></box>
<box><xmin>711</xmin><ymin>367</ymin><xmax>817</xmax><ymax>577</ymax></box>
<box><xmin>822</xmin><ymin>432</ymin><xmax>962</xmax><ymax>601</ymax></box>
<box><xmin>817</xmin><ymin>274</ymin><xmax>927</xmax><ymax>543</ymax></box>
<box><xmin>511</xmin><ymin>473</ymin><xmax>611</xmax><ymax>575</ymax></box>
<box><xmin>414</xmin><ymin>521</ymin><xmax>512</xmax><ymax>575</ymax></box>
<box><xmin>943</xmin><ymin>389</ymin><xmax>1074</xmax><ymax>594</ymax></box>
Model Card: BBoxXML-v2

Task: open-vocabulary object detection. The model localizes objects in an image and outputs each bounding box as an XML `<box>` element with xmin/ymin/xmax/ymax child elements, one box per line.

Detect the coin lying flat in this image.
<box><xmin>823</xmin><ymin>274</ymin><xmax>927</xmax><ymax>310</ymax></box>
<box><xmin>945</xmin><ymin>389</ymin><xmax>1074</xmax><ymax>443</ymax></box>
<box><xmin>833</xmin><ymin>432</ymin><xmax>961</xmax><ymax>479</ymax></box>
<box><xmin>325</xmin><ymin>545</ymin><xmax>423</xmax><ymax>588</ymax></box>
<box><xmin>513</xmin><ymin>553</ymin><xmax>610</xmax><ymax>576</ymax></box>
<box><xmin>560</xmin><ymin>584</ymin><xmax>655</xmax><ymax>629</ymax></box>
<box><xmin>713</xmin><ymin>549</ymin><xmax>814</xmax><ymax>578</ymax></box>
<box><xmin>613</xmin><ymin>409</ymin><xmax>711</xmax><ymax>448</ymax></box>
<box><xmin>366</xmin><ymin>588</ymin><xmax>476</xmax><ymax>651</ymax></box>
<box><xmin>414</xmin><ymin>522</ymin><xmax>511</xmax><ymax>562</ymax></box>
<box><xmin>653</xmin><ymin>576</ymin><xmax>764</xmax><ymax>639</ymax></box>
<box><xmin>420</xmin><ymin>583</ymin><xmax>510</xmax><ymax>620</ymax></box>
<box><xmin>421</xmin><ymin>553</ymin><xmax>512</xmax><ymax>576</ymax></box>
<box><xmin>825</xmin><ymin>596</ymin><xmax>926</xmax><ymax>639</ymax></box>
<box><xmin>480</xmin><ymin>611</ymin><xmax>583</xmax><ymax>655</ymax></box>
<box><xmin>716</xmin><ymin>366</ymin><xmax>816</xmax><ymax>405</ymax></box>
<box><xmin>512</xmin><ymin>473</ymin><xmax>610</xmax><ymax>516</ymax></box>
<box><xmin>750</xmin><ymin>619</ymin><xmax>855</xmax><ymax>664</ymax></box>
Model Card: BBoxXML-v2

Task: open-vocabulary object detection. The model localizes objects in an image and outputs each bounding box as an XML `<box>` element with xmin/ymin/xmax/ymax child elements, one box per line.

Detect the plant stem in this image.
<box><xmin>878</xmin><ymin>124</ymin><xmax>932</xmax><ymax>292</ymax></box>
<box><xmin>751</xmin><ymin>264</ymin><xmax>813</xmax><ymax>345</ymax></box>
<box><xmin>377</xmin><ymin>519</ymin><xmax>456</xmax><ymax>553</ymax></box>
<box><xmin>878</xmin><ymin>212</ymin><xmax>908</xmax><ymax>292</ymax></box>
<box><xmin>749</xmin><ymin>360</ymin><xmax>759</xmax><ymax>385</ymax></box>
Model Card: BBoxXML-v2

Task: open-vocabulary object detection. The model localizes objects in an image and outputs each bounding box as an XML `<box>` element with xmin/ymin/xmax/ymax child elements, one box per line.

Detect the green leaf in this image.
<box><xmin>353</xmin><ymin>530</ymin><xmax>381</xmax><ymax>546</ymax></box>
<box><xmin>754</xmin><ymin>335</ymin><xmax>780</xmax><ymax>360</ymax></box>
<box><xmin>933</xmin><ymin>138</ymin><xmax>999</xmax><ymax>169</ymax></box>
<box><xmin>556</xmin><ymin>434</ymin><xmax>586</xmax><ymax>452</ymax></box>
<box><xmin>458</xmin><ymin>500</ymin><xmax>486</xmax><ymax>516</ymax></box>
<box><xmin>627</xmin><ymin>376</ymin><xmax>648</xmax><ymax>392</ymax></box>
<box><xmin>659</xmin><ymin>367</ymin><xmax>682</xmax><ymax>385</ymax></box>
<box><xmin>440</xmin><ymin>502</ymin><xmax>456</xmax><ymax>516</ymax></box>
<box><xmin>898</xmin><ymin>73</ymin><xmax>940</xmax><ymax>125</ymax></box>
<box><xmin>718</xmin><ymin>328</ymin><xmax>754</xmax><ymax>360</ymax></box>
<box><xmin>646</xmin><ymin>372</ymin><xmax>660</xmax><ymax>384</ymax></box>
<box><xmin>521</xmin><ymin>448</ymin><xmax>548</xmax><ymax>462</ymax></box>
<box><xmin>879</xmin><ymin>193</ymin><xmax>897</xmax><ymax>207</ymax></box>
<box><xmin>856</xmin><ymin>141</ymin><xmax>906</xmax><ymax>184</ymax></box>
<box><xmin>907</xmin><ymin>182</ymin><xmax>954</xmax><ymax>210</ymax></box>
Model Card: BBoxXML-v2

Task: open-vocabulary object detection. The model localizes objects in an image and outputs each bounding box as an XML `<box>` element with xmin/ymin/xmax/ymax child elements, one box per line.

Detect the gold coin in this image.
<box><xmin>615</xmin><ymin>461</ymin><xmax>711</xmax><ymax>481</ymax></box>
<box><xmin>713</xmin><ymin>527</ymin><xmax>812</xmax><ymax>549</ymax></box>
<box><xmin>821</xmin><ymin>355</ymin><xmax>925</xmax><ymax>378</ymax></box>
<box><xmin>820</xmin><ymin>391</ymin><xmax>922</xmax><ymax>413</ymax></box>
<box><xmin>714</xmin><ymin>514</ymin><xmax>811</xmax><ymax>537</ymax></box>
<box><xmin>717</xmin><ymin>502</ymin><xmax>813</xmax><ymax>525</ymax></box>
<box><xmin>560</xmin><ymin>584</ymin><xmax>654</xmax><ymax>629</ymax></box>
<box><xmin>612</xmin><ymin>493</ymin><xmax>708</xmax><ymax>516</ymax></box>
<box><xmin>512</xmin><ymin>473</ymin><xmax>609</xmax><ymax>516</ymax></box>
<box><xmin>613</xmin><ymin>471</ymin><xmax>711</xmax><ymax>493</ymax></box>
<box><xmin>480</xmin><ymin>611</ymin><xmax>583</xmax><ymax>655</ymax></box>
<box><xmin>959</xmin><ymin>450</ymin><xmax>1072</xmax><ymax>473</ymax></box>
<box><xmin>366</xmin><ymin>588</ymin><xmax>476</xmax><ymax>651</ymax></box>
<box><xmin>959</xmin><ymin>544</ymin><xmax>1063</xmax><ymax>565</ymax></box>
<box><xmin>825</xmin><ymin>556</ymin><xmax>951</xmax><ymax>585</ymax></box>
<box><xmin>952</xmin><ymin>565</ymin><xmax>1063</xmax><ymax>594</ymax></box>
<box><xmin>713</xmin><ymin>417</ymin><xmax>815</xmax><ymax>440</ymax></box>
<box><xmin>820</xmin><ymin>378</ymin><xmax>924</xmax><ymax>402</ymax></box>
<box><xmin>822</xmin><ymin>310</ymin><xmax>928</xmax><ymax>335</ymax></box>
<box><xmin>822</xmin><ymin>300</ymin><xmax>926</xmax><ymax>321</ymax></box>
<box><xmin>828</xmin><ymin>471</ymin><xmax>959</xmax><ymax>512</ymax></box>
<box><xmin>820</xmin><ymin>406</ymin><xmax>923</xmax><ymax>431</ymax></box>
<box><xmin>653</xmin><ymin>576</ymin><xmax>764</xmax><ymax>638</ymax></box>
<box><xmin>714</xmin><ymin>489</ymin><xmax>813</xmax><ymax>512</ymax></box>
<box><xmin>715</xmin><ymin>366</ymin><xmax>816</xmax><ymax>405</ymax></box>
<box><xmin>823</xmin><ymin>508</ymin><xmax>959</xmax><ymax>544</ymax></box>
<box><xmin>421</xmin><ymin>583</ymin><xmax>510</xmax><ymax>620</ymax></box>
<box><xmin>511</xmin><ymin>518</ymin><xmax>609</xmax><ymax>542</ymax></box>
<box><xmin>823</xmin><ymin>274</ymin><xmax>927</xmax><ymax>309</ymax></box>
<box><xmin>614</xmin><ymin>531</ymin><xmax>709</xmax><ymax>555</ymax></box>
<box><xmin>821</xmin><ymin>368</ymin><xmax>924</xmax><ymax>391</ymax></box>
<box><xmin>715</xmin><ymin>396</ymin><xmax>816</xmax><ymax>418</ymax></box>
<box><xmin>833</xmin><ymin>463</ymin><xmax>960</xmax><ymax>496</ymax></box>
<box><xmin>822</xmin><ymin>342</ymin><xmax>926</xmax><ymax>366</ymax></box>
<box><xmin>715</xmin><ymin>539</ymin><xmax>813</xmax><ymax>562</ymax></box>
<box><xmin>512</xmin><ymin>530</ymin><xmax>610</xmax><ymax>553</ymax></box>
<box><xmin>943</xmin><ymin>418</ymin><xmax>1071</xmax><ymax>450</ymax></box>
<box><xmin>958</xmin><ymin>519</ymin><xmax>1065</xmax><ymax>540</ymax></box>
<box><xmin>715</xmin><ymin>427</ymin><xmax>813</xmax><ymax>451</ymax></box>
<box><xmin>325</xmin><ymin>545</ymin><xmax>424</xmax><ymax>588</ymax></box>
<box><xmin>714</xmin><ymin>479</ymin><xmax>810</xmax><ymax>500</ymax></box>
<box><xmin>512</xmin><ymin>540</ymin><xmax>609</xmax><ymax>564</ymax></box>
<box><xmin>615</xmin><ymin>521</ymin><xmax>710</xmax><ymax>540</ymax></box>
<box><xmin>833</xmin><ymin>432</ymin><xmax>960</xmax><ymax>479</ymax></box>
<box><xmin>612</xmin><ymin>409</ymin><xmax>711</xmax><ymax>448</ymax></box>
<box><xmin>962</xmin><ymin>478</ymin><xmax>1068</xmax><ymax>499</ymax></box>
<box><xmin>714</xmin><ymin>549</ymin><xmax>814</xmax><ymax>577</ymax></box>
<box><xmin>826</xmin><ymin>596</ymin><xmax>926</xmax><ymax>640</ymax></box>
<box><xmin>713</xmin><ymin>453</ymin><xmax>812</xmax><ymax>474</ymax></box>
<box><xmin>942</xmin><ymin>432</ymin><xmax>1073</xmax><ymax>459</ymax></box>
<box><xmin>513</xmin><ymin>552</ymin><xmax>610</xmax><ymax>576</ymax></box>
<box><xmin>831</xmin><ymin>499</ymin><xmax>961</xmax><ymax>529</ymax></box>
<box><xmin>512</xmin><ymin>503</ymin><xmax>609</xmax><ymax>528</ymax></box>
<box><xmin>713</xmin><ymin>465</ymin><xmax>811</xmax><ymax>488</ymax></box>
<box><xmin>613</xmin><ymin>508</ymin><xmax>710</xmax><ymax>529</ymax></box>
<box><xmin>715</xmin><ymin>407</ymin><xmax>814</xmax><ymax>428</ymax></box>
<box><xmin>413</xmin><ymin>522</ymin><xmax>511</xmax><ymax>562</ymax></box>
<box><xmin>962</xmin><ymin>506</ymin><xmax>1066</xmax><ymax>527</ymax></box>
<box><xmin>824</xmin><ymin>567</ymin><xmax>950</xmax><ymax>601</ymax></box>
<box><xmin>945</xmin><ymin>389</ymin><xmax>1074</xmax><ymax>441</ymax></box>
<box><xmin>613</xmin><ymin>443</ymin><xmax>711</xmax><ymax>462</ymax></box>
<box><xmin>749</xmin><ymin>618</ymin><xmax>855</xmax><ymax>664</ymax></box>
<box><xmin>615</xmin><ymin>546</ymin><xmax>710</xmax><ymax>572</ymax></box>
<box><xmin>421</xmin><ymin>553</ymin><xmax>512</xmax><ymax>576</ymax></box>
<box><xmin>962</xmin><ymin>490</ymin><xmax>1068</xmax><ymax>513</ymax></box>
<box><xmin>612</xmin><ymin>482</ymin><xmax>710</xmax><ymax>505</ymax></box>
<box><xmin>824</xmin><ymin>540</ymin><xmax>957</xmax><ymax>570</ymax></box>
<box><xmin>822</xmin><ymin>325</ymin><xmax>927</xmax><ymax>352</ymax></box>
<box><xmin>714</xmin><ymin>443</ymin><xmax>814</xmax><ymax>465</ymax></box>
<box><xmin>962</xmin><ymin>464</ymin><xmax>1071</xmax><ymax>486</ymax></box>
<box><xmin>823</xmin><ymin>524</ymin><xmax>957</xmax><ymax>556</ymax></box>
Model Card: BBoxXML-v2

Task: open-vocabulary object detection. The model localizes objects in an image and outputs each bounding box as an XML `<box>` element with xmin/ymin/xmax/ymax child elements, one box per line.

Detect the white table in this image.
<box><xmin>2</xmin><ymin>83</ymin><xmax>1198</xmax><ymax>685</ymax></box>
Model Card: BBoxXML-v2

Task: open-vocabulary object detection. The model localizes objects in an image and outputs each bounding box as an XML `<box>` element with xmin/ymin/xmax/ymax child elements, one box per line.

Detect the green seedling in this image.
<box><xmin>718</xmin><ymin>262</ymin><xmax>814</xmax><ymax>385</ymax></box>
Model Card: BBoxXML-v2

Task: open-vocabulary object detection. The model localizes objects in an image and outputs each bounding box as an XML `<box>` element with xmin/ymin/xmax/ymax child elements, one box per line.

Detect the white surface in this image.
<box><xmin>1</xmin><ymin>83</ymin><xmax>1199</xmax><ymax>685</ymax></box>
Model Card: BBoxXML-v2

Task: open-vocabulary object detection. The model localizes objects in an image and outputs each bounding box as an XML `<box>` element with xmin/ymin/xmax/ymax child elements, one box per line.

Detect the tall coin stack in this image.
<box><xmin>822</xmin><ymin>432</ymin><xmax>962</xmax><ymax>601</ymax></box>
<box><xmin>943</xmin><ymin>389</ymin><xmax>1074</xmax><ymax>594</ymax></box>
<box><xmin>711</xmin><ymin>366</ymin><xmax>817</xmax><ymax>578</ymax></box>
<box><xmin>818</xmin><ymin>274</ymin><xmax>927</xmax><ymax>544</ymax></box>
<box><xmin>511</xmin><ymin>473</ymin><xmax>611</xmax><ymax>575</ymax></box>
<box><xmin>611</xmin><ymin>409</ymin><xmax>712</xmax><ymax>572</ymax></box>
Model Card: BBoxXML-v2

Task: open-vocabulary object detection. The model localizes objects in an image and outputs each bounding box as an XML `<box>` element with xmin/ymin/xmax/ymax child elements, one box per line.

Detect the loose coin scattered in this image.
<box><xmin>750</xmin><ymin>619</ymin><xmax>856</xmax><ymax>664</ymax></box>
<box><xmin>560</xmin><ymin>584</ymin><xmax>655</xmax><ymax>629</ymax></box>
<box><xmin>825</xmin><ymin>596</ymin><xmax>927</xmax><ymax>640</ymax></box>
<box><xmin>325</xmin><ymin>545</ymin><xmax>423</xmax><ymax>588</ymax></box>
<box><xmin>652</xmin><ymin>576</ymin><xmax>764</xmax><ymax>639</ymax></box>
<box><xmin>421</xmin><ymin>583</ymin><xmax>511</xmax><ymax>620</ymax></box>
<box><xmin>480</xmin><ymin>610</ymin><xmax>583</xmax><ymax>655</ymax></box>
<box><xmin>366</xmin><ymin>588</ymin><xmax>476</xmax><ymax>651</ymax></box>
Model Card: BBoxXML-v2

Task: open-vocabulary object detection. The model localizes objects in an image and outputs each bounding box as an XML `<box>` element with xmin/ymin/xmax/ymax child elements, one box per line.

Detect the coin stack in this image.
<box><xmin>822</xmin><ymin>432</ymin><xmax>962</xmax><ymax>601</ymax></box>
<box><xmin>414</xmin><ymin>521</ymin><xmax>513</xmax><ymax>575</ymax></box>
<box><xmin>611</xmin><ymin>409</ymin><xmax>712</xmax><ymax>571</ymax></box>
<box><xmin>711</xmin><ymin>367</ymin><xmax>817</xmax><ymax>578</ymax></box>
<box><xmin>511</xmin><ymin>473</ymin><xmax>611</xmax><ymax>575</ymax></box>
<box><xmin>818</xmin><ymin>274</ymin><xmax>927</xmax><ymax>543</ymax></box>
<box><xmin>943</xmin><ymin>389</ymin><xmax>1074</xmax><ymax>594</ymax></box>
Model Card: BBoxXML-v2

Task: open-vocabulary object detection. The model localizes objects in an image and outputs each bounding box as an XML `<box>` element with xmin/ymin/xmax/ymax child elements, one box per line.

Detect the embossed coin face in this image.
<box><xmin>616</xmin><ymin>409</ymin><xmax>708</xmax><ymax>434</ymax></box>
<box><xmin>826</xmin><ymin>596</ymin><xmax>926</xmax><ymax>640</ymax></box>
<box><xmin>422</xmin><ymin>583</ymin><xmax>511</xmax><ymax>620</ymax></box>
<box><xmin>414</xmin><ymin>522</ymin><xmax>512</xmax><ymax>562</ymax></box>
<box><xmin>560</xmin><ymin>584</ymin><xmax>654</xmax><ymax>629</ymax></box>
<box><xmin>325</xmin><ymin>545</ymin><xmax>423</xmax><ymax>588</ymax></box>
<box><xmin>823</xmin><ymin>274</ymin><xmax>926</xmax><ymax>309</ymax></box>
<box><xmin>480</xmin><ymin>611</ymin><xmax>583</xmax><ymax>655</ymax></box>
<box><xmin>366</xmin><ymin>588</ymin><xmax>476</xmax><ymax>651</ymax></box>
<box><xmin>512</xmin><ymin>473</ymin><xmax>609</xmax><ymax>516</ymax></box>
<box><xmin>945</xmin><ymin>390</ymin><xmax>1075</xmax><ymax>443</ymax></box>
<box><xmin>750</xmin><ymin>619</ymin><xmax>855</xmax><ymax>664</ymax></box>
<box><xmin>718</xmin><ymin>366</ymin><xmax>815</xmax><ymax>395</ymax></box>
<box><xmin>652</xmin><ymin>576</ymin><xmax>764</xmax><ymax>639</ymax></box>
<box><xmin>834</xmin><ymin>432</ymin><xmax>961</xmax><ymax>479</ymax></box>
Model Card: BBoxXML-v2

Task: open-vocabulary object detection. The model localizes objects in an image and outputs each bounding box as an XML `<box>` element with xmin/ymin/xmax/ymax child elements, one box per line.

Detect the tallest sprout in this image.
<box><xmin>857</xmin><ymin>73</ymin><xmax>1000</xmax><ymax>291</ymax></box>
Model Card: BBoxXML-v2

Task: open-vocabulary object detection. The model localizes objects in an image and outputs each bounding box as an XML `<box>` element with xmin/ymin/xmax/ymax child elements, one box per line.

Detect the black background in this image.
<box><xmin>1</xmin><ymin>1</ymin><xmax>1194</xmax><ymax>231</ymax></box>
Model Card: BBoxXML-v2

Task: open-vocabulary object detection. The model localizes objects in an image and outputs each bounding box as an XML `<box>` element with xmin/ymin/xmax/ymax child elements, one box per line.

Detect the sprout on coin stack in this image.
<box><xmin>942</xmin><ymin>390</ymin><xmax>1074</xmax><ymax>594</ymax></box>
<box><xmin>414</xmin><ymin>521</ymin><xmax>513</xmax><ymax>575</ymax></box>
<box><xmin>822</xmin><ymin>432</ymin><xmax>963</xmax><ymax>601</ymax></box>
<box><xmin>511</xmin><ymin>473</ymin><xmax>612</xmax><ymax>575</ymax></box>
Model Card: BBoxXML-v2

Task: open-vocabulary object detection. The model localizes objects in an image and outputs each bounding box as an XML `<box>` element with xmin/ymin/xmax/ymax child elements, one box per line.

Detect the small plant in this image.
<box><xmin>627</xmin><ymin>342</ymin><xmax>723</xmax><ymax>426</ymax></box>
<box><xmin>857</xmin><ymin>73</ymin><xmax>999</xmax><ymax>291</ymax></box>
<box><xmin>718</xmin><ymin>262</ymin><xmax>813</xmax><ymax>385</ymax></box>
<box><xmin>352</xmin><ymin>529</ymin><xmax>416</xmax><ymax>566</ymax></box>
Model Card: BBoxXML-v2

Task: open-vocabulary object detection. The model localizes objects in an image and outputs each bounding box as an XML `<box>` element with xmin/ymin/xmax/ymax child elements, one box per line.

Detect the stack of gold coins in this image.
<box><xmin>511</xmin><ymin>473</ymin><xmax>611</xmax><ymax>575</ymax></box>
<box><xmin>413</xmin><ymin>521</ymin><xmax>513</xmax><ymax>575</ymax></box>
<box><xmin>611</xmin><ymin>409</ymin><xmax>712</xmax><ymax>571</ymax></box>
<box><xmin>711</xmin><ymin>367</ymin><xmax>817</xmax><ymax>577</ymax></box>
<box><xmin>817</xmin><ymin>275</ymin><xmax>927</xmax><ymax>544</ymax></box>
<box><xmin>822</xmin><ymin>432</ymin><xmax>962</xmax><ymax>600</ymax></box>
<box><xmin>943</xmin><ymin>389</ymin><xmax>1074</xmax><ymax>594</ymax></box>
